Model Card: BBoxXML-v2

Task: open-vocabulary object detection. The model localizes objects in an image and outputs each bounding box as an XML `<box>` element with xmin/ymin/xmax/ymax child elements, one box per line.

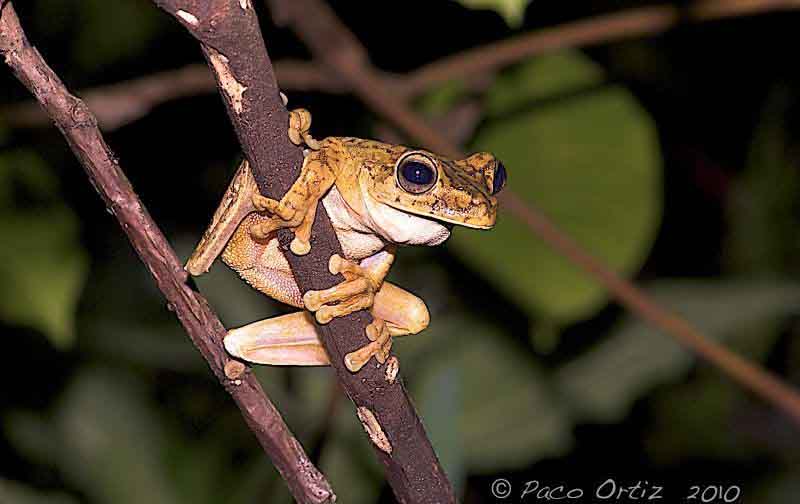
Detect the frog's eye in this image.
<box><xmin>396</xmin><ymin>154</ymin><xmax>438</xmax><ymax>194</ymax></box>
<box><xmin>491</xmin><ymin>161</ymin><xmax>507</xmax><ymax>195</ymax></box>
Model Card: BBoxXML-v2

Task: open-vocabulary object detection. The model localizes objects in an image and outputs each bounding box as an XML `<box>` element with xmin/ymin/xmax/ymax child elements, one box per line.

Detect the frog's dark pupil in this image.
<box><xmin>401</xmin><ymin>161</ymin><xmax>434</xmax><ymax>185</ymax></box>
<box><xmin>492</xmin><ymin>161</ymin><xmax>507</xmax><ymax>195</ymax></box>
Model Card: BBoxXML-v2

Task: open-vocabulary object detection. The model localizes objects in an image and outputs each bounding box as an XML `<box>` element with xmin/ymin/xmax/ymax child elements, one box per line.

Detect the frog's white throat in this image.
<box><xmin>321</xmin><ymin>187</ymin><xmax>451</xmax><ymax>256</ymax></box>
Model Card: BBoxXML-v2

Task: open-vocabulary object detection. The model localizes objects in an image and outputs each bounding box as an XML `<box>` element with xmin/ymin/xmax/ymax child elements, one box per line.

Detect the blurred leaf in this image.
<box><xmin>0</xmin><ymin>479</ymin><xmax>77</xmax><ymax>504</ymax></box>
<box><xmin>727</xmin><ymin>86</ymin><xmax>800</xmax><ymax>273</ymax></box>
<box><xmin>53</xmin><ymin>369</ymin><xmax>181</xmax><ymax>504</ymax></box>
<box><xmin>319</xmin><ymin>421</ymin><xmax>383</xmax><ymax>504</ymax></box>
<box><xmin>416</xmin><ymin>363</ymin><xmax>466</xmax><ymax>493</ymax></box>
<box><xmin>226</xmin><ymin>459</ymin><xmax>282</xmax><ymax>504</ymax></box>
<box><xmin>455</xmin><ymin>0</ymin><xmax>531</xmax><ymax>26</ymax></box>
<box><xmin>646</xmin><ymin>319</ymin><xmax>785</xmax><ymax>462</ymax></box>
<box><xmin>36</xmin><ymin>0</ymin><xmax>165</xmax><ymax>70</ymax></box>
<box><xmin>411</xmin><ymin>317</ymin><xmax>572</xmax><ymax>472</ymax></box>
<box><xmin>3</xmin><ymin>411</ymin><xmax>57</xmax><ymax>467</ymax></box>
<box><xmin>646</xmin><ymin>368</ymin><xmax>764</xmax><ymax>463</ymax></box>
<box><xmin>555</xmin><ymin>280</ymin><xmax>800</xmax><ymax>423</ymax></box>
<box><xmin>451</xmin><ymin>51</ymin><xmax>662</xmax><ymax>326</ymax></box>
<box><xmin>0</xmin><ymin>150</ymin><xmax>87</xmax><ymax>348</ymax></box>
<box><xmin>753</xmin><ymin>467</ymin><xmax>800</xmax><ymax>504</ymax></box>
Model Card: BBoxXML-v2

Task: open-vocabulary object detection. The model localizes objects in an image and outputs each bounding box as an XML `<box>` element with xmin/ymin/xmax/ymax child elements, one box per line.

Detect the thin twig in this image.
<box><xmin>151</xmin><ymin>1</ymin><xmax>454</xmax><ymax>502</ymax></box>
<box><xmin>277</xmin><ymin>0</ymin><xmax>800</xmax><ymax>427</ymax></box>
<box><xmin>1</xmin><ymin>60</ymin><xmax>343</xmax><ymax>130</ymax></box>
<box><xmin>0</xmin><ymin>3</ymin><xmax>334</xmax><ymax>503</ymax></box>
<box><xmin>401</xmin><ymin>0</ymin><xmax>800</xmax><ymax>96</ymax></box>
<box><xmin>6</xmin><ymin>0</ymin><xmax>797</xmax><ymax>131</ymax></box>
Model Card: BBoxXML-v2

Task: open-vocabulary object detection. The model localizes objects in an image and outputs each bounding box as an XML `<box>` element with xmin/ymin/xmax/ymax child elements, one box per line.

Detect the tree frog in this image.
<box><xmin>186</xmin><ymin>109</ymin><xmax>506</xmax><ymax>372</ymax></box>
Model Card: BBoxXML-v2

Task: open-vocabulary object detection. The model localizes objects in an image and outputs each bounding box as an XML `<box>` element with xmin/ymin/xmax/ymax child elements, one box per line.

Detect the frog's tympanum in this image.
<box><xmin>187</xmin><ymin>108</ymin><xmax>506</xmax><ymax>372</ymax></box>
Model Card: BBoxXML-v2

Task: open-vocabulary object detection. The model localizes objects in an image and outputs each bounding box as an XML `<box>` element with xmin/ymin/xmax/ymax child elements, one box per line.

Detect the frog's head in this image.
<box><xmin>360</xmin><ymin>147</ymin><xmax>506</xmax><ymax>233</ymax></box>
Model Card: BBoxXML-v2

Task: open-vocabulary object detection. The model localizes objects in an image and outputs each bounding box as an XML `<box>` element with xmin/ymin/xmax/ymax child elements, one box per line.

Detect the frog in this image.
<box><xmin>186</xmin><ymin>108</ymin><xmax>506</xmax><ymax>373</ymax></box>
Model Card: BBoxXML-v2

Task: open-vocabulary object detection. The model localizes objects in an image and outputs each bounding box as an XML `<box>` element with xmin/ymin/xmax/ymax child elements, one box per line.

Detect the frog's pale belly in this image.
<box><xmin>322</xmin><ymin>187</ymin><xmax>387</xmax><ymax>260</ymax></box>
<box><xmin>221</xmin><ymin>188</ymin><xmax>388</xmax><ymax>310</ymax></box>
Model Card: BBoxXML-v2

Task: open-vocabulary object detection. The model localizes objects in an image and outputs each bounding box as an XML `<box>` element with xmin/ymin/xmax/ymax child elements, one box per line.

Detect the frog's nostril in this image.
<box><xmin>492</xmin><ymin>161</ymin><xmax>507</xmax><ymax>195</ymax></box>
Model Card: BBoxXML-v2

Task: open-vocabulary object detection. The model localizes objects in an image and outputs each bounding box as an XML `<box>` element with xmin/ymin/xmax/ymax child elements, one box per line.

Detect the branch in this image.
<box><xmin>0</xmin><ymin>4</ymin><xmax>333</xmax><ymax>503</ymax></box>
<box><xmin>150</xmin><ymin>1</ymin><xmax>455</xmax><ymax>502</ymax></box>
<box><xmin>1</xmin><ymin>60</ymin><xmax>343</xmax><ymax>130</ymax></box>
<box><xmin>401</xmin><ymin>0</ymin><xmax>800</xmax><ymax>96</ymax></box>
<box><xmin>274</xmin><ymin>0</ymin><xmax>800</xmax><ymax>427</ymax></box>
<box><xmin>6</xmin><ymin>0</ymin><xmax>797</xmax><ymax>131</ymax></box>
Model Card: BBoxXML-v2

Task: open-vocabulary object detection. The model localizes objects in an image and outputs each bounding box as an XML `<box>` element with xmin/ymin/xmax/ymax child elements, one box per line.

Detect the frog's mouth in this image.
<box><xmin>384</xmin><ymin>202</ymin><xmax>497</xmax><ymax>230</ymax></box>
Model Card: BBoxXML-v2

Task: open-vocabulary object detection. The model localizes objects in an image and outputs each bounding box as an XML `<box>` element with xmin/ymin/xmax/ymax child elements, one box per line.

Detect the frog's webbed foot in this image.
<box><xmin>303</xmin><ymin>255</ymin><xmax>379</xmax><ymax>322</ymax></box>
<box><xmin>302</xmin><ymin>254</ymin><xmax>392</xmax><ymax>372</ymax></box>
<box><xmin>344</xmin><ymin>318</ymin><xmax>392</xmax><ymax>373</ymax></box>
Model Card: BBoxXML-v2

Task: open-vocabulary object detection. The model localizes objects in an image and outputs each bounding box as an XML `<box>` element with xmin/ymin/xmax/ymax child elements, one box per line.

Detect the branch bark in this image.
<box><xmin>400</xmin><ymin>0</ymin><xmax>800</xmax><ymax>96</ymax></box>
<box><xmin>272</xmin><ymin>0</ymin><xmax>800</xmax><ymax>427</ymax></box>
<box><xmin>7</xmin><ymin>0</ymin><xmax>798</xmax><ymax>131</ymax></box>
<box><xmin>1</xmin><ymin>60</ymin><xmax>343</xmax><ymax>130</ymax></box>
<box><xmin>150</xmin><ymin>1</ymin><xmax>455</xmax><ymax>502</ymax></box>
<box><xmin>0</xmin><ymin>3</ymin><xmax>333</xmax><ymax>503</ymax></box>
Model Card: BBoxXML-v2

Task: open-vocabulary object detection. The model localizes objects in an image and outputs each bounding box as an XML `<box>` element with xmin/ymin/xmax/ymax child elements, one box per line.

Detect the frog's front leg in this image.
<box><xmin>248</xmin><ymin>108</ymin><xmax>333</xmax><ymax>256</ymax></box>
<box><xmin>186</xmin><ymin>108</ymin><xmax>330</xmax><ymax>274</ymax></box>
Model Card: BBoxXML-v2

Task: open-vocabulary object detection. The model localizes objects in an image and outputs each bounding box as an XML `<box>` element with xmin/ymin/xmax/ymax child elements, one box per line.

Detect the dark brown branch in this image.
<box><xmin>275</xmin><ymin>0</ymin><xmax>800</xmax><ymax>427</ymax></box>
<box><xmin>6</xmin><ymin>0</ymin><xmax>797</xmax><ymax>131</ymax></box>
<box><xmin>150</xmin><ymin>1</ymin><xmax>454</xmax><ymax>503</ymax></box>
<box><xmin>1</xmin><ymin>60</ymin><xmax>343</xmax><ymax>130</ymax></box>
<box><xmin>0</xmin><ymin>4</ymin><xmax>334</xmax><ymax>503</ymax></box>
<box><xmin>401</xmin><ymin>0</ymin><xmax>800</xmax><ymax>96</ymax></box>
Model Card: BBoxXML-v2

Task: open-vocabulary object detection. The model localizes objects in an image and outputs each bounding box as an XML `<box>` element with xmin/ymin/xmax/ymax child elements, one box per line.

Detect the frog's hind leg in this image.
<box><xmin>344</xmin><ymin>282</ymin><xmax>431</xmax><ymax>373</ymax></box>
<box><xmin>224</xmin><ymin>282</ymin><xmax>429</xmax><ymax>369</ymax></box>
<box><xmin>186</xmin><ymin>160</ymin><xmax>259</xmax><ymax>276</ymax></box>
<box><xmin>224</xmin><ymin>312</ymin><xmax>330</xmax><ymax>366</ymax></box>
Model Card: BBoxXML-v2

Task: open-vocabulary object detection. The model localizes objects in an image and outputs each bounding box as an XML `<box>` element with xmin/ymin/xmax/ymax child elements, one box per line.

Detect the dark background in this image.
<box><xmin>1</xmin><ymin>1</ymin><xmax>799</xmax><ymax>502</ymax></box>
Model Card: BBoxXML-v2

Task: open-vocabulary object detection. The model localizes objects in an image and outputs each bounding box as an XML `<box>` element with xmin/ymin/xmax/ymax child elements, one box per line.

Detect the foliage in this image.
<box><xmin>454</xmin><ymin>0</ymin><xmax>533</xmax><ymax>26</ymax></box>
<box><xmin>451</xmin><ymin>51</ymin><xmax>662</xmax><ymax>327</ymax></box>
<box><xmin>0</xmin><ymin>146</ymin><xmax>87</xmax><ymax>347</ymax></box>
<box><xmin>3</xmin><ymin>1</ymin><xmax>800</xmax><ymax>503</ymax></box>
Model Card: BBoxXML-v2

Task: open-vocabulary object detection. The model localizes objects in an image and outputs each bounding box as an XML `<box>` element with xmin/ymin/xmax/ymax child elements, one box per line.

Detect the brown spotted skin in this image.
<box><xmin>316</xmin><ymin>137</ymin><xmax>500</xmax><ymax>229</ymax></box>
<box><xmin>191</xmin><ymin>119</ymin><xmax>504</xmax><ymax>373</ymax></box>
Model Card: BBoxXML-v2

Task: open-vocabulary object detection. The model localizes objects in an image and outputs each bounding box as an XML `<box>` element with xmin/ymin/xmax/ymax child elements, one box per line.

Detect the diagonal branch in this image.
<box><xmin>150</xmin><ymin>1</ymin><xmax>455</xmax><ymax>503</ymax></box>
<box><xmin>401</xmin><ymin>0</ymin><xmax>800</xmax><ymax>96</ymax></box>
<box><xmin>274</xmin><ymin>0</ymin><xmax>800</xmax><ymax>426</ymax></box>
<box><xmin>1</xmin><ymin>60</ymin><xmax>343</xmax><ymax>130</ymax></box>
<box><xmin>6</xmin><ymin>0</ymin><xmax>798</xmax><ymax>131</ymax></box>
<box><xmin>0</xmin><ymin>3</ymin><xmax>333</xmax><ymax>503</ymax></box>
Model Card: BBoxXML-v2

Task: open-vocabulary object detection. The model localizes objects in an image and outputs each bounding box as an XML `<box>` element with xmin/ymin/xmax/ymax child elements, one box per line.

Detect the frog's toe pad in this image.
<box><xmin>344</xmin><ymin>318</ymin><xmax>392</xmax><ymax>373</ymax></box>
<box><xmin>290</xmin><ymin>237</ymin><xmax>311</xmax><ymax>256</ymax></box>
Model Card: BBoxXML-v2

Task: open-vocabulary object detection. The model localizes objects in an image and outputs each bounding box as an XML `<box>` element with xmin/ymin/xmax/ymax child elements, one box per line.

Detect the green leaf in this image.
<box><xmin>415</xmin><ymin>363</ymin><xmax>466</xmax><ymax>492</ymax></box>
<box><xmin>319</xmin><ymin>423</ymin><xmax>383</xmax><ymax>504</ymax></box>
<box><xmin>52</xmin><ymin>369</ymin><xmax>182</xmax><ymax>504</ymax></box>
<box><xmin>409</xmin><ymin>317</ymin><xmax>572</xmax><ymax>472</ymax></box>
<box><xmin>35</xmin><ymin>0</ymin><xmax>165</xmax><ymax>70</ymax></box>
<box><xmin>450</xmin><ymin>51</ymin><xmax>662</xmax><ymax>325</ymax></box>
<box><xmin>727</xmin><ymin>86</ymin><xmax>800</xmax><ymax>274</ymax></box>
<box><xmin>455</xmin><ymin>0</ymin><xmax>532</xmax><ymax>26</ymax></box>
<box><xmin>645</xmin><ymin>363</ymin><xmax>768</xmax><ymax>463</ymax></box>
<box><xmin>0</xmin><ymin>151</ymin><xmax>87</xmax><ymax>348</ymax></box>
<box><xmin>555</xmin><ymin>280</ymin><xmax>800</xmax><ymax>423</ymax></box>
<box><xmin>0</xmin><ymin>479</ymin><xmax>77</xmax><ymax>504</ymax></box>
